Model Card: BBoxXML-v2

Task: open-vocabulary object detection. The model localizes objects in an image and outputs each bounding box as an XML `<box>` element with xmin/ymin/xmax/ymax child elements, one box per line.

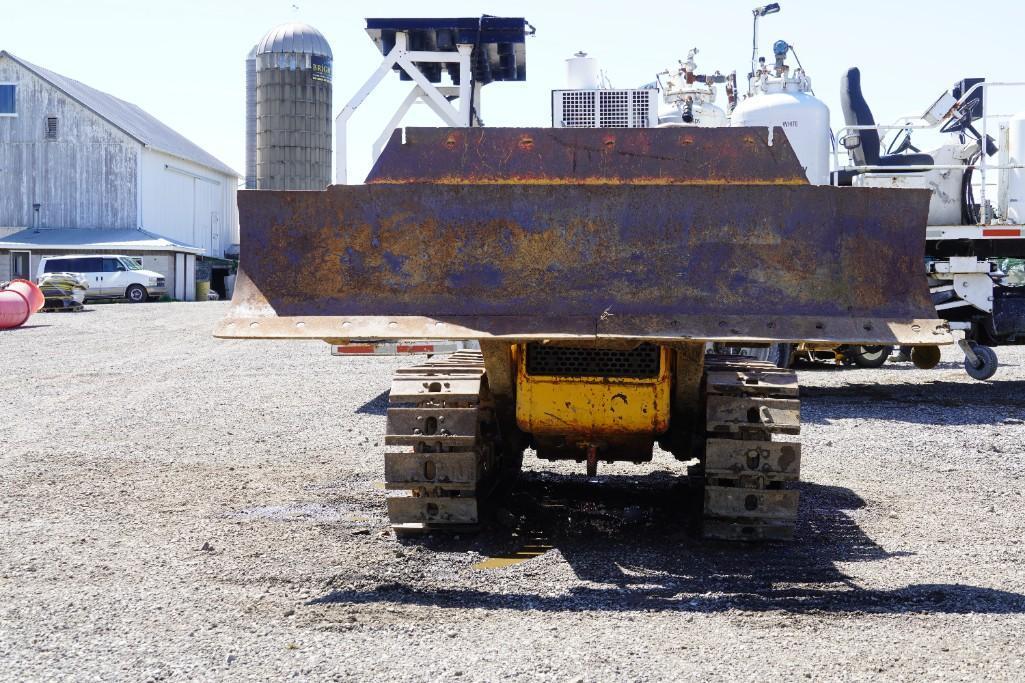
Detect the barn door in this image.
<box><xmin>193</xmin><ymin>179</ymin><xmax>212</xmax><ymax>252</ymax></box>
<box><xmin>211</xmin><ymin>211</ymin><xmax>220</xmax><ymax>253</ymax></box>
<box><xmin>11</xmin><ymin>251</ymin><xmax>31</xmax><ymax>279</ymax></box>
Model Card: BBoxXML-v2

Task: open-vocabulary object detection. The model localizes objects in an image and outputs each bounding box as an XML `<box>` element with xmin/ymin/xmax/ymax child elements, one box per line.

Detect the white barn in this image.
<box><xmin>0</xmin><ymin>51</ymin><xmax>240</xmax><ymax>299</ymax></box>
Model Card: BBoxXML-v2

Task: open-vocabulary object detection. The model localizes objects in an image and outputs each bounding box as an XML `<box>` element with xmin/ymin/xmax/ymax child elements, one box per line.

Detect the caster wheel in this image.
<box><xmin>964</xmin><ymin>343</ymin><xmax>998</xmax><ymax>381</ymax></box>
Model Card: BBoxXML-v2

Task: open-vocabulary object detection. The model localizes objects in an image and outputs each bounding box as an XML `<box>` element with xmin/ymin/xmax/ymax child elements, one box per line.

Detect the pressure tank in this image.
<box><xmin>731</xmin><ymin>80</ymin><xmax>830</xmax><ymax>185</ymax></box>
<box><xmin>1005</xmin><ymin>112</ymin><xmax>1025</xmax><ymax>223</ymax></box>
<box><xmin>566</xmin><ymin>52</ymin><xmax>600</xmax><ymax>89</ymax></box>
<box><xmin>255</xmin><ymin>22</ymin><xmax>333</xmax><ymax>191</ymax></box>
<box><xmin>658</xmin><ymin>100</ymin><xmax>728</xmax><ymax>128</ymax></box>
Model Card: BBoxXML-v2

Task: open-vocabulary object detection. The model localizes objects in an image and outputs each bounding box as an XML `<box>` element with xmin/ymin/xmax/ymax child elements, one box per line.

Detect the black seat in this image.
<box><xmin>840</xmin><ymin>67</ymin><xmax>934</xmax><ymax>169</ymax></box>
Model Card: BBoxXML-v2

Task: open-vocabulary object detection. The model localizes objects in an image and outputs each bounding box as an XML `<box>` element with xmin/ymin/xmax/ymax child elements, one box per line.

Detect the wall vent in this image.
<box><xmin>45</xmin><ymin>116</ymin><xmax>58</xmax><ymax>140</ymax></box>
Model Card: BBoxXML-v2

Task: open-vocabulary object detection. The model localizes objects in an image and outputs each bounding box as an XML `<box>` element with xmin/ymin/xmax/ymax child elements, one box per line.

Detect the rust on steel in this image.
<box><xmin>365</xmin><ymin>127</ymin><xmax>810</xmax><ymax>186</ymax></box>
<box><xmin>217</xmin><ymin>179</ymin><xmax>946</xmax><ymax>345</ymax></box>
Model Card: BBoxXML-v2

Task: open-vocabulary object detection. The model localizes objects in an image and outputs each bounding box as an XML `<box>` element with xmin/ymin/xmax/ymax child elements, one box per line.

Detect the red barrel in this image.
<box><xmin>0</xmin><ymin>279</ymin><xmax>45</xmax><ymax>329</ymax></box>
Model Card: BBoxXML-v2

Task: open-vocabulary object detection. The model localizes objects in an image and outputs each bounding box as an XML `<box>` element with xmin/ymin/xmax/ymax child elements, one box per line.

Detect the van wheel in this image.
<box><xmin>126</xmin><ymin>284</ymin><xmax>148</xmax><ymax>303</ymax></box>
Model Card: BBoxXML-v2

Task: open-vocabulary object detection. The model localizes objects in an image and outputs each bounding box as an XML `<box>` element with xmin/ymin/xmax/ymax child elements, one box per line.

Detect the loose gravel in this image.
<box><xmin>2</xmin><ymin>302</ymin><xmax>1025</xmax><ymax>681</ymax></box>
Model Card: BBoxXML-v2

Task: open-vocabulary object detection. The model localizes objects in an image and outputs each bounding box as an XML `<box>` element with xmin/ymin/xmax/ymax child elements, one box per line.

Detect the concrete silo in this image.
<box><xmin>244</xmin><ymin>44</ymin><xmax>257</xmax><ymax>190</ymax></box>
<box><xmin>254</xmin><ymin>22</ymin><xmax>333</xmax><ymax>190</ymax></box>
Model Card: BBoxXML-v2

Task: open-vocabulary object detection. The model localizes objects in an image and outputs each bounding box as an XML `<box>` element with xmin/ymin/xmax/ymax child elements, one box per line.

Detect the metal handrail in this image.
<box><xmin>839</xmin><ymin>163</ymin><xmax>1025</xmax><ymax>172</ymax></box>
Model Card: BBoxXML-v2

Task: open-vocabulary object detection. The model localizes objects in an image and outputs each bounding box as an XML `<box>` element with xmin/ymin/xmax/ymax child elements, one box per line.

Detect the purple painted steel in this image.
<box><xmin>366</xmin><ymin>127</ymin><xmax>809</xmax><ymax>186</ymax></box>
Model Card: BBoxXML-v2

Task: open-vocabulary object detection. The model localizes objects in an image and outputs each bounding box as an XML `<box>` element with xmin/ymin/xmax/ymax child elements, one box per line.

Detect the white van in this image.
<box><xmin>37</xmin><ymin>255</ymin><xmax>166</xmax><ymax>303</ymax></box>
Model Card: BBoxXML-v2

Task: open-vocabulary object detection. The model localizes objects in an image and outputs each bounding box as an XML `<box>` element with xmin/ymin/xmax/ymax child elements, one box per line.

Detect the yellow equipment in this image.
<box><xmin>217</xmin><ymin>127</ymin><xmax>947</xmax><ymax>540</ymax></box>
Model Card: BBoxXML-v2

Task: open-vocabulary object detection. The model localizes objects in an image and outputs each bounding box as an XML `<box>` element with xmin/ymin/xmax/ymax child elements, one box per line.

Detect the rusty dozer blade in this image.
<box><xmin>365</xmin><ymin>127</ymin><xmax>810</xmax><ymax>186</ymax></box>
<box><xmin>217</xmin><ymin>128</ymin><xmax>947</xmax><ymax>345</ymax></box>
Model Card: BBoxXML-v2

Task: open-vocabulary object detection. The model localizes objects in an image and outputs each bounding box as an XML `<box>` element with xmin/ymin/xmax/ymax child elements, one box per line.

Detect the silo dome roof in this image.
<box><xmin>257</xmin><ymin>22</ymin><xmax>332</xmax><ymax>58</ymax></box>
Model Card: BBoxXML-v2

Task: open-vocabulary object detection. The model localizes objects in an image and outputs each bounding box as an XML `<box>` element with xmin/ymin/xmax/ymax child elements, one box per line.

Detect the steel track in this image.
<box><xmin>700</xmin><ymin>355</ymin><xmax>802</xmax><ymax>540</ymax></box>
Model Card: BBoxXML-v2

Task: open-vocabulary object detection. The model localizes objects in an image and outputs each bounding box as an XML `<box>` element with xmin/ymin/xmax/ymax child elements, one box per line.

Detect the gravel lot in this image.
<box><xmin>3</xmin><ymin>301</ymin><xmax>1025</xmax><ymax>681</ymax></box>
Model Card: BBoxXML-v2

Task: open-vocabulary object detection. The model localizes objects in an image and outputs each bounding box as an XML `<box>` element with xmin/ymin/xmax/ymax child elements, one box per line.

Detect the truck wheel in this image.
<box><xmin>964</xmin><ymin>343</ymin><xmax>998</xmax><ymax>381</ymax></box>
<box><xmin>126</xmin><ymin>284</ymin><xmax>148</xmax><ymax>303</ymax></box>
<box><xmin>851</xmin><ymin>345</ymin><xmax>892</xmax><ymax>368</ymax></box>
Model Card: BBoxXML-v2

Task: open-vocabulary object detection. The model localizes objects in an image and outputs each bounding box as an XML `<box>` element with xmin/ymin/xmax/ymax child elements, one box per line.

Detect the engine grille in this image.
<box><xmin>551</xmin><ymin>89</ymin><xmax>658</xmax><ymax>128</ymax></box>
<box><xmin>525</xmin><ymin>343</ymin><xmax>661</xmax><ymax>379</ymax></box>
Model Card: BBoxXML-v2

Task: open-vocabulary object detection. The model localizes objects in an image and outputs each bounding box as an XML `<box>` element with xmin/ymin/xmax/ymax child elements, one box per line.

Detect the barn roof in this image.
<box><xmin>0</xmin><ymin>51</ymin><xmax>239</xmax><ymax>178</ymax></box>
<box><xmin>0</xmin><ymin>227</ymin><xmax>204</xmax><ymax>254</ymax></box>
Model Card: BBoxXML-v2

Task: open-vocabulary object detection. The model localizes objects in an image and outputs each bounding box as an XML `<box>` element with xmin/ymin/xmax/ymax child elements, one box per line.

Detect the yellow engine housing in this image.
<box><xmin>514</xmin><ymin>344</ymin><xmax>672</xmax><ymax>446</ymax></box>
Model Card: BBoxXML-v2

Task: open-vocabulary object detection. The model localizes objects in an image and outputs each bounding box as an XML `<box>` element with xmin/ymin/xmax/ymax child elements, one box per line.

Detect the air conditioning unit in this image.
<box><xmin>551</xmin><ymin>89</ymin><xmax>658</xmax><ymax>128</ymax></box>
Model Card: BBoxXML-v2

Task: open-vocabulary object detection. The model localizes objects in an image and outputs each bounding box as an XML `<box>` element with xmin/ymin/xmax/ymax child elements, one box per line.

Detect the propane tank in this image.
<box><xmin>656</xmin><ymin>48</ymin><xmax>729</xmax><ymax>128</ymax></box>
<box><xmin>566</xmin><ymin>51</ymin><xmax>601</xmax><ymax>89</ymax></box>
<box><xmin>1005</xmin><ymin>112</ymin><xmax>1025</xmax><ymax>223</ymax></box>
<box><xmin>730</xmin><ymin>41</ymin><xmax>830</xmax><ymax>185</ymax></box>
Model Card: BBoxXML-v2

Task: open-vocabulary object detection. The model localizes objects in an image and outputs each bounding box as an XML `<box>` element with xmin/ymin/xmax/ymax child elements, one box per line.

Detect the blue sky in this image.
<box><xmin>5</xmin><ymin>0</ymin><xmax>1025</xmax><ymax>183</ymax></box>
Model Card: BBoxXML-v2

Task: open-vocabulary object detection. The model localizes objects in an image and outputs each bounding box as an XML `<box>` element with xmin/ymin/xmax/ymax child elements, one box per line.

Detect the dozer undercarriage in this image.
<box><xmin>217</xmin><ymin>127</ymin><xmax>947</xmax><ymax>540</ymax></box>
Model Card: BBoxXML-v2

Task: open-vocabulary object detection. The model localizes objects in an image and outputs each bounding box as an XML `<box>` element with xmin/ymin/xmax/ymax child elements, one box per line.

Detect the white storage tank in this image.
<box><xmin>1005</xmin><ymin>112</ymin><xmax>1025</xmax><ymax>223</ymax></box>
<box><xmin>731</xmin><ymin>76</ymin><xmax>830</xmax><ymax>185</ymax></box>
<box><xmin>566</xmin><ymin>51</ymin><xmax>600</xmax><ymax>89</ymax></box>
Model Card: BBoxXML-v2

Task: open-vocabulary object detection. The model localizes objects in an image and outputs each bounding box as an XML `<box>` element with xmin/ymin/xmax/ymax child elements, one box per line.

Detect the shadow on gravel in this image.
<box><xmin>356</xmin><ymin>390</ymin><xmax>391</xmax><ymax>415</ymax></box>
<box><xmin>311</xmin><ymin>473</ymin><xmax>1025</xmax><ymax>614</ymax></box>
<box><xmin>801</xmin><ymin>381</ymin><xmax>1025</xmax><ymax>425</ymax></box>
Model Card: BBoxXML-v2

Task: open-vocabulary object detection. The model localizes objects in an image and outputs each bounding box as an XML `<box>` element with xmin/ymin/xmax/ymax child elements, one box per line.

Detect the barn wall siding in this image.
<box><xmin>0</xmin><ymin>56</ymin><xmax>139</xmax><ymax>230</ymax></box>
<box><xmin>140</xmin><ymin>149</ymin><xmax>239</xmax><ymax>258</ymax></box>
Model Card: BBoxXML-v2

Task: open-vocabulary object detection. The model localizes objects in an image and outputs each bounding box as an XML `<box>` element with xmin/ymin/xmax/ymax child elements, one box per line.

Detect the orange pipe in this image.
<box><xmin>0</xmin><ymin>279</ymin><xmax>45</xmax><ymax>329</ymax></box>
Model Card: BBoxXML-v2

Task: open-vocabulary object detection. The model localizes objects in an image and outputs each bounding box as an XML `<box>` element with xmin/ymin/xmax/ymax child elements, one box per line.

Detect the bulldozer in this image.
<box><xmin>217</xmin><ymin>126</ymin><xmax>946</xmax><ymax>540</ymax></box>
